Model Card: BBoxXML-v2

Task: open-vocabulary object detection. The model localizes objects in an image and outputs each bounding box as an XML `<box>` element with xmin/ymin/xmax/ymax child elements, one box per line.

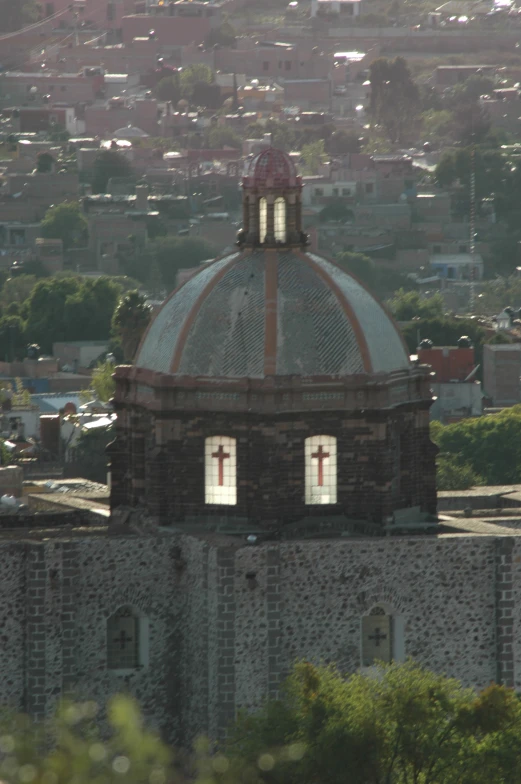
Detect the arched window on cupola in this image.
<box><xmin>205</xmin><ymin>436</ymin><xmax>237</xmax><ymax>505</ymax></box>
<box><xmin>259</xmin><ymin>197</ymin><xmax>267</xmax><ymax>243</ymax></box>
<box><xmin>305</xmin><ymin>435</ymin><xmax>337</xmax><ymax>505</ymax></box>
<box><xmin>274</xmin><ymin>197</ymin><xmax>287</xmax><ymax>243</ymax></box>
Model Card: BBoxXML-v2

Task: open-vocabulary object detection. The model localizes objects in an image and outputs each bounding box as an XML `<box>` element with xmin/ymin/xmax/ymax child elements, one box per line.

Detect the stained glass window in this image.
<box><xmin>205</xmin><ymin>436</ymin><xmax>237</xmax><ymax>505</ymax></box>
<box><xmin>305</xmin><ymin>435</ymin><xmax>337</xmax><ymax>504</ymax></box>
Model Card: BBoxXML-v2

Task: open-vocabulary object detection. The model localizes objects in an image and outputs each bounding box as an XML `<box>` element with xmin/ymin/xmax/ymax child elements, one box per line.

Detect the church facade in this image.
<box><xmin>0</xmin><ymin>149</ymin><xmax>517</xmax><ymax>745</ymax></box>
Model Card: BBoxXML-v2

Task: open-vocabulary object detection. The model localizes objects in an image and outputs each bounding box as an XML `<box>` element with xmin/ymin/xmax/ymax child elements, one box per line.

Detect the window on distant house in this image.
<box><xmin>459</xmin><ymin>245</ymin><xmax>467</xmax><ymax>253</ymax></box>
<box><xmin>365</xmin><ymin>183</ymin><xmax>374</xmax><ymax>194</ymax></box>
<box><xmin>285</xmin><ymin>61</ymin><xmax>291</xmax><ymax>71</ymax></box>
<box><xmin>315</xmin><ymin>188</ymin><xmax>324</xmax><ymax>197</ymax></box>
<box><xmin>433</xmin><ymin>245</ymin><xmax>441</xmax><ymax>254</ymax></box>
<box><xmin>342</xmin><ymin>188</ymin><xmax>351</xmax><ymax>196</ymax></box>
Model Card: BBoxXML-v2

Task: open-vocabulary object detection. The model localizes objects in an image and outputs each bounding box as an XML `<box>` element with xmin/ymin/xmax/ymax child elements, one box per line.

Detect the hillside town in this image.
<box><xmin>4</xmin><ymin>0</ymin><xmax>521</xmax><ymax>776</ymax></box>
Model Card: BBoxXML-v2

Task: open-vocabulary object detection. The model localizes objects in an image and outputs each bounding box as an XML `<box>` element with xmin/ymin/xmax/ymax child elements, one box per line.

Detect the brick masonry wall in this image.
<box><xmin>111</xmin><ymin>404</ymin><xmax>436</xmax><ymax>529</ymax></box>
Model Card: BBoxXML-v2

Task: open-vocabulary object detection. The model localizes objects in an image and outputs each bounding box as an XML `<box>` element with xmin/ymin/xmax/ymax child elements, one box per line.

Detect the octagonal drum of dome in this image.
<box><xmin>135</xmin><ymin>249</ymin><xmax>410</xmax><ymax>379</ymax></box>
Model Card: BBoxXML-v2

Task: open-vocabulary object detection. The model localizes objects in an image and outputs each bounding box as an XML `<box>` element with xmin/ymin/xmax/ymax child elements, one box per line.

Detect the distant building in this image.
<box><xmin>418</xmin><ymin>339</ymin><xmax>482</xmax><ymax>423</ymax></box>
<box><xmin>311</xmin><ymin>0</ymin><xmax>362</xmax><ymax>17</ymax></box>
<box><xmin>483</xmin><ymin>344</ymin><xmax>521</xmax><ymax>407</ymax></box>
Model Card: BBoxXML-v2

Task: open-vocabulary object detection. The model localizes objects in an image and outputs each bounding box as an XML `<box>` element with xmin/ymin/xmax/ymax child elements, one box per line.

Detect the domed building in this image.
<box><xmin>110</xmin><ymin>148</ymin><xmax>436</xmax><ymax>532</ymax></box>
<box><xmin>0</xmin><ymin>149</ymin><xmax>518</xmax><ymax>751</ymax></box>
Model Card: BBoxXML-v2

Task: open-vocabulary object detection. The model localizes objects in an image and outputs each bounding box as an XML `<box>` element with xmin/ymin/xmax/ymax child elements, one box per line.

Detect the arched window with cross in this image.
<box><xmin>305</xmin><ymin>435</ymin><xmax>337</xmax><ymax>505</ymax></box>
<box><xmin>106</xmin><ymin>606</ymin><xmax>149</xmax><ymax>671</ymax></box>
<box><xmin>205</xmin><ymin>436</ymin><xmax>237</xmax><ymax>505</ymax></box>
<box><xmin>360</xmin><ymin>604</ymin><xmax>405</xmax><ymax>668</ymax></box>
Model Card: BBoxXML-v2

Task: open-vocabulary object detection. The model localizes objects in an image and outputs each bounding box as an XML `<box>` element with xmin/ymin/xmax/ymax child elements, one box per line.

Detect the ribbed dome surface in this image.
<box><xmin>244</xmin><ymin>147</ymin><xmax>298</xmax><ymax>188</ymax></box>
<box><xmin>135</xmin><ymin>250</ymin><xmax>410</xmax><ymax>379</ymax></box>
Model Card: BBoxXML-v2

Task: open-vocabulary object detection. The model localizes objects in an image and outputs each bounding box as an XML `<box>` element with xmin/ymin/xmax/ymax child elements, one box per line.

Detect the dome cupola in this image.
<box><xmin>239</xmin><ymin>147</ymin><xmax>305</xmax><ymax>248</ymax></box>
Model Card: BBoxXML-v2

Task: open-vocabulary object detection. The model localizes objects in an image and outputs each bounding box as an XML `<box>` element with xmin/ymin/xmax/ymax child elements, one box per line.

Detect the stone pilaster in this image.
<box><xmin>216</xmin><ymin>548</ymin><xmax>236</xmax><ymax>738</ymax></box>
<box><xmin>24</xmin><ymin>544</ymin><xmax>47</xmax><ymax>717</ymax></box>
<box><xmin>266</xmin><ymin>549</ymin><xmax>282</xmax><ymax>699</ymax></box>
<box><xmin>495</xmin><ymin>538</ymin><xmax>514</xmax><ymax>687</ymax></box>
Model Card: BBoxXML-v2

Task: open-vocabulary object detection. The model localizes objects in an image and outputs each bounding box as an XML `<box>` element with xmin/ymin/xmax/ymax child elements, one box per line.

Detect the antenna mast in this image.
<box><xmin>469</xmin><ymin>148</ymin><xmax>476</xmax><ymax>311</ymax></box>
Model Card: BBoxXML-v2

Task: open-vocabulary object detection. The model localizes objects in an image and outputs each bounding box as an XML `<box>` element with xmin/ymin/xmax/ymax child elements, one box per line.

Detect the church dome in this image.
<box><xmin>135</xmin><ymin>249</ymin><xmax>410</xmax><ymax>378</ymax></box>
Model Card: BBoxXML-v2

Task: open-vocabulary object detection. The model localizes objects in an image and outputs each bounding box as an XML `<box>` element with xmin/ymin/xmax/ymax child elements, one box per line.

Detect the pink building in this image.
<box><xmin>122</xmin><ymin>14</ymin><xmax>213</xmax><ymax>46</ymax></box>
<box><xmin>84</xmin><ymin>98</ymin><xmax>159</xmax><ymax>136</ymax></box>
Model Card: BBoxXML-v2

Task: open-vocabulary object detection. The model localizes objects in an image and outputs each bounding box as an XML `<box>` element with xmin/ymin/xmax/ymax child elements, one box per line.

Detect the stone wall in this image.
<box><xmin>0</xmin><ymin>528</ymin><xmax>516</xmax><ymax>747</ymax></box>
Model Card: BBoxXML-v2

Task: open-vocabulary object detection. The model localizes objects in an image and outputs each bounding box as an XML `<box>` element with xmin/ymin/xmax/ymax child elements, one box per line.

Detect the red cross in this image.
<box><xmin>212</xmin><ymin>444</ymin><xmax>230</xmax><ymax>486</ymax></box>
<box><xmin>311</xmin><ymin>444</ymin><xmax>329</xmax><ymax>486</ymax></box>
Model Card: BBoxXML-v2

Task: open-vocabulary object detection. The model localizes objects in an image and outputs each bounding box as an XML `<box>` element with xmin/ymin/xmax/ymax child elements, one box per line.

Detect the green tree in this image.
<box><xmin>205</xmin><ymin>20</ymin><xmax>237</xmax><ymax>48</ymax></box>
<box><xmin>111</xmin><ymin>290</ymin><xmax>151</xmax><ymax>362</ymax></box>
<box><xmin>36</xmin><ymin>151</ymin><xmax>54</xmax><ymax>173</ymax></box>
<box><xmin>0</xmin><ymin>316</ymin><xmax>27</xmax><ymax>361</ymax></box>
<box><xmin>25</xmin><ymin>277</ymin><xmax>122</xmax><ymax>353</ymax></box>
<box><xmin>225</xmin><ymin>660</ymin><xmax>521</xmax><ymax>784</ymax></box>
<box><xmin>300</xmin><ymin>140</ymin><xmax>326</xmax><ymax>175</ymax></box>
<box><xmin>0</xmin><ymin>0</ymin><xmax>36</xmax><ymax>31</ymax></box>
<box><xmin>205</xmin><ymin>126</ymin><xmax>242</xmax><ymax>149</ymax></box>
<box><xmin>369</xmin><ymin>57</ymin><xmax>420</xmax><ymax>143</ymax></box>
<box><xmin>0</xmin><ymin>695</ymin><xmax>172</xmax><ymax>784</ymax></box>
<box><xmin>63</xmin><ymin>278</ymin><xmax>121</xmax><ymax>343</ymax></box>
<box><xmin>154</xmin><ymin>74</ymin><xmax>181</xmax><ymax>104</ymax></box>
<box><xmin>444</xmin><ymin>74</ymin><xmax>495</xmax><ymax>108</ymax></box>
<box><xmin>83</xmin><ymin>359</ymin><xmax>116</xmax><ymax>403</ymax></box>
<box><xmin>40</xmin><ymin>202</ymin><xmax>88</xmax><ymax>251</ymax></box>
<box><xmin>388</xmin><ymin>289</ymin><xmax>444</xmax><ymax>321</ymax></box>
<box><xmin>318</xmin><ymin>201</ymin><xmax>354</xmax><ymax>223</ymax></box>
<box><xmin>335</xmin><ymin>251</ymin><xmax>375</xmax><ymax>288</ymax></box>
<box><xmin>435</xmin><ymin>452</ymin><xmax>484</xmax><ymax>490</ymax></box>
<box><xmin>123</xmin><ymin>236</ymin><xmax>217</xmax><ymax>291</ymax></box>
<box><xmin>431</xmin><ymin>406</ymin><xmax>521</xmax><ymax>486</ymax></box>
<box><xmin>421</xmin><ymin>109</ymin><xmax>454</xmax><ymax>145</ymax></box>
<box><xmin>91</xmin><ymin>150</ymin><xmax>135</xmax><ymax>194</ymax></box>
<box><xmin>0</xmin><ymin>275</ymin><xmax>37</xmax><ymax>311</ymax></box>
<box><xmin>327</xmin><ymin>130</ymin><xmax>361</xmax><ymax>155</ymax></box>
<box><xmin>180</xmin><ymin>63</ymin><xmax>213</xmax><ymax>99</ymax></box>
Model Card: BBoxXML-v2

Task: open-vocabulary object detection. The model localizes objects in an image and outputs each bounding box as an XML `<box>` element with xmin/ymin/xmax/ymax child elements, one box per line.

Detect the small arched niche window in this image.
<box><xmin>305</xmin><ymin>435</ymin><xmax>337</xmax><ymax>505</ymax></box>
<box><xmin>361</xmin><ymin>604</ymin><xmax>405</xmax><ymax>668</ymax></box>
<box><xmin>205</xmin><ymin>436</ymin><xmax>237</xmax><ymax>505</ymax></box>
<box><xmin>259</xmin><ymin>197</ymin><xmax>267</xmax><ymax>244</ymax></box>
<box><xmin>274</xmin><ymin>197</ymin><xmax>286</xmax><ymax>243</ymax></box>
<box><xmin>107</xmin><ymin>606</ymin><xmax>145</xmax><ymax>670</ymax></box>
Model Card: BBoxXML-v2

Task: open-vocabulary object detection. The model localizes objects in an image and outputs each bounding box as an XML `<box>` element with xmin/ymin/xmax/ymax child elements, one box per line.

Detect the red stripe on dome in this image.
<box><xmin>264</xmin><ymin>250</ymin><xmax>278</xmax><ymax>376</ymax></box>
<box><xmin>295</xmin><ymin>250</ymin><xmax>373</xmax><ymax>374</ymax></box>
<box><xmin>170</xmin><ymin>253</ymin><xmax>243</xmax><ymax>374</ymax></box>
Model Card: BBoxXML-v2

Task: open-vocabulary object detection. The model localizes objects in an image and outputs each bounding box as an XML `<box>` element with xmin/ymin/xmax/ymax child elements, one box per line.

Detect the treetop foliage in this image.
<box><xmin>432</xmin><ymin>405</ymin><xmax>521</xmax><ymax>487</ymax></box>
<box><xmin>223</xmin><ymin>660</ymin><xmax>521</xmax><ymax>784</ymax></box>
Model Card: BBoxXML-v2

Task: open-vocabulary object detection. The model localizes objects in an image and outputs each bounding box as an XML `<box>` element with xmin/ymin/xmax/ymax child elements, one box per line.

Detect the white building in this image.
<box><xmin>311</xmin><ymin>0</ymin><xmax>362</xmax><ymax>17</ymax></box>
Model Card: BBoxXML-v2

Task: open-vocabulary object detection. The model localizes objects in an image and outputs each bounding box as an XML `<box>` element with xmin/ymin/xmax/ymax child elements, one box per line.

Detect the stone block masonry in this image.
<box><xmin>0</xmin><ymin>529</ymin><xmax>518</xmax><ymax>745</ymax></box>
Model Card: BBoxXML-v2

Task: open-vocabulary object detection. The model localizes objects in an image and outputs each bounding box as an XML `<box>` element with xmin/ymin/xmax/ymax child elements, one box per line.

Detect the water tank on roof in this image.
<box><xmin>26</xmin><ymin>343</ymin><xmax>40</xmax><ymax>360</ymax></box>
<box><xmin>457</xmin><ymin>335</ymin><xmax>473</xmax><ymax>348</ymax></box>
<box><xmin>418</xmin><ymin>338</ymin><xmax>433</xmax><ymax>350</ymax></box>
